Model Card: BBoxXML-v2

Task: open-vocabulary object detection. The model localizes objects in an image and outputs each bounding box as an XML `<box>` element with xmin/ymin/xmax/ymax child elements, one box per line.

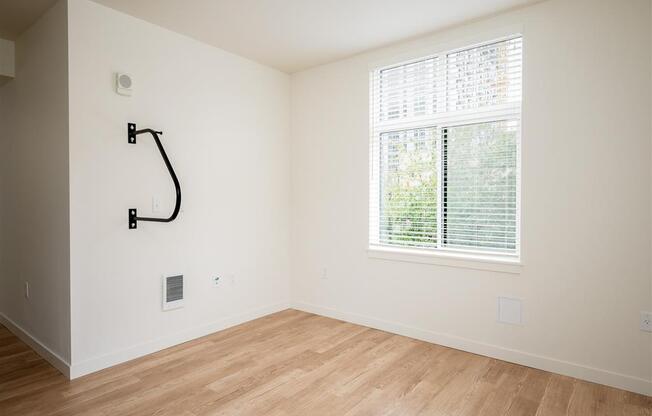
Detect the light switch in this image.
<box><xmin>152</xmin><ymin>197</ymin><xmax>161</xmax><ymax>213</ymax></box>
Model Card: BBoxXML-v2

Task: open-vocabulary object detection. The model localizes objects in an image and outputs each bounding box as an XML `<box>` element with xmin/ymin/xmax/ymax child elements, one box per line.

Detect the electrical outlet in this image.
<box><xmin>24</xmin><ymin>282</ymin><xmax>29</xmax><ymax>299</ymax></box>
<box><xmin>211</xmin><ymin>276</ymin><xmax>221</xmax><ymax>287</ymax></box>
<box><xmin>321</xmin><ymin>268</ymin><xmax>328</xmax><ymax>280</ymax></box>
<box><xmin>641</xmin><ymin>311</ymin><xmax>652</xmax><ymax>332</ymax></box>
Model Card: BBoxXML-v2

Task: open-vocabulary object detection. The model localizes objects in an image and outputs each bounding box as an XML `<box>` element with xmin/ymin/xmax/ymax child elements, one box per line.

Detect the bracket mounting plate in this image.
<box><xmin>129</xmin><ymin>208</ymin><xmax>137</xmax><ymax>229</ymax></box>
<box><xmin>128</xmin><ymin>123</ymin><xmax>137</xmax><ymax>144</ymax></box>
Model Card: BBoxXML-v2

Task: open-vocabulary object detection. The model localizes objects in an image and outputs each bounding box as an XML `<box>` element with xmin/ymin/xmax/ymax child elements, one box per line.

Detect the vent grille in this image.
<box><xmin>163</xmin><ymin>275</ymin><xmax>184</xmax><ymax>310</ymax></box>
<box><xmin>166</xmin><ymin>275</ymin><xmax>183</xmax><ymax>302</ymax></box>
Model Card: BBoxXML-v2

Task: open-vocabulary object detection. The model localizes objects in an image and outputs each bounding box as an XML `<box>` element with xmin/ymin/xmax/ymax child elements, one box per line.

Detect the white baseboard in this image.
<box><xmin>4</xmin><ymin>302</ymin><xmax>649</xmax><ymax>396</ymax></box>
<box><xmin>69</xmin><ymin>301</ymin><xmax>291</xmax><ymax>379</ymax></box>
<box><xmin>292</xmin><ymin>301</ymin><xmax>652</xmax><ymax>397</ymax></box>
<box><xmin>0</xmin><ymin>312</ymin><xmax>71</xmax><ymax>378</ymax></box>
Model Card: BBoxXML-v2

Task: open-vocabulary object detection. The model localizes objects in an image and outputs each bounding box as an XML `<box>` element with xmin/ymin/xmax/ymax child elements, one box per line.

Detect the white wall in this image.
<box><xmin>67</xmin><ymin>0</ymin><xmax>291</xmax><ymax>375</ymax></box>
<box><xmin>1</xmin><ymin>0</ymin><xmax>649</xmax><ymax>397</ymax></box>
<box><xmin>0</xmin><ymin>0</ymin><xmax>70</xmax><ymax>365</ymax></box>
<box><xmin>291</xmin><ymin>0</ymin><xmax>652</xmax><ymax>395</ymax></box>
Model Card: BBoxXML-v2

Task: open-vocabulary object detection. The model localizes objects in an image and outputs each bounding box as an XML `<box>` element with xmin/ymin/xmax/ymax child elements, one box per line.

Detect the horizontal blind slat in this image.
<box><xmin>370</xmin><ymin>35</ymin><xmax>521</xmax><ymax>256</ymax></box>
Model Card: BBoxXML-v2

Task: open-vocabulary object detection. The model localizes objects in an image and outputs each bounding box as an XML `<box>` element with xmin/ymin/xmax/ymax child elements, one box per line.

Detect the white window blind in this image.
<box><xmin>370</xmin><ymin>36</ymin><xmax>522</xmax><ymax>258</ymax></box>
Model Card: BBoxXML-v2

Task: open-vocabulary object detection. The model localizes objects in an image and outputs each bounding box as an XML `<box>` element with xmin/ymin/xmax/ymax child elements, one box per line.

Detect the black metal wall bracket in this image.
<box><xmin>127</xmin><ymin>123</ymin><xmax>181</xmax><ymax>229</ymax></box>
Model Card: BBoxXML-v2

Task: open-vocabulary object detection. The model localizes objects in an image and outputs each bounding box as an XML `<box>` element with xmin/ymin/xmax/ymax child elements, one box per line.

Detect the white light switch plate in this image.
<box><xmin>152</xmin><ymin>197</ymin><xmax>161</xmax><ymax>213</ymax></box>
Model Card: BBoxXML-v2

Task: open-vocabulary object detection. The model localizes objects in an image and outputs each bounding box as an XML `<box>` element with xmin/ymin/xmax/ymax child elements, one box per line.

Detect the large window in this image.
<box><xmin>369</xmin><ymin>36</ymin><xmax>522</xmax><ymax>259</ymax></box>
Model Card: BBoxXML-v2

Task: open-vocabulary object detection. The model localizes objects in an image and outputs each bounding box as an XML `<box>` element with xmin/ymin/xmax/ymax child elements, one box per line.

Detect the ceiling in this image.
<box><xmin>0</xmin><ymin>0</ymin><xmax>540</xmax><ymax>72</ymax></box>
<box><xmin>93</xmin><ymin>0</ymin><xmax>539</xmax><ymax>73</ymax></box>
<box><xmin>0</xmin><ymin>0</ymin><xmax>58</xmax><ymax>40</ymax></box>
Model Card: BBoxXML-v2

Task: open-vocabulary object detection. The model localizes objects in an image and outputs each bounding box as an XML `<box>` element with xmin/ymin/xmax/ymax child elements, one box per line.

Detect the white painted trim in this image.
<box><xmin>368</xmin><ymin>246</ymin><xmax>522</xmax><ymax>274</ymax></box>
<box><xmin>291</xmin><ymin>302</ymin><xmax>652</xmax><ymax>397</ymax></box>
<box><xmin>69</xmin><ymin>301</ymin><xmax>291</xmax><ymax>379</ymax></box>
<box><xmin>4</xmin><ymin>302</ymin><xmax>649</xmax><ymax>396</ymax></box>
<box><xmin>0</xmin><ymin>313</ymin><xmax>71</xmax><ymax>378</ymax></box>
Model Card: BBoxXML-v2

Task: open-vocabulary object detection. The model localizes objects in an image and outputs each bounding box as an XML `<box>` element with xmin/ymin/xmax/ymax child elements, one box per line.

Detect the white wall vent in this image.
<box><xmin>162</xmin><ymin>274</ymin><xmax>184</xmax><ymax>311</ymax></box>
<box><xmin>498</xmin><ymin>296</ymin><xmax>522</xmax><ymax>325</ymax></box>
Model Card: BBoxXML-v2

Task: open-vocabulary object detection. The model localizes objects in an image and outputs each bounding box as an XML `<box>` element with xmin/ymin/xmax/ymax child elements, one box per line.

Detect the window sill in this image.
<box><xmin>367</xmin><ymin>245</ymin><xmax>522</xmax><ymax>274</ymax></box>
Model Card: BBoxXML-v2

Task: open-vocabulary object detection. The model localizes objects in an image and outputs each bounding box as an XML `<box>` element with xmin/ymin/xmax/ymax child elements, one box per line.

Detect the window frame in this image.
<box><xmin>368</xmin><ymin>34</ymin><xmax>523</xmax><ymax>272</ymax></box>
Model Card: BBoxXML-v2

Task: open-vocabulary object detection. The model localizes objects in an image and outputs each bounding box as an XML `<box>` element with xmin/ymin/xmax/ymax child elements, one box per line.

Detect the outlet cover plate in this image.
<box><xmin>212</xmin><ymin>276</ymin><xmax>221</xmax><ymax>287</ymax></box>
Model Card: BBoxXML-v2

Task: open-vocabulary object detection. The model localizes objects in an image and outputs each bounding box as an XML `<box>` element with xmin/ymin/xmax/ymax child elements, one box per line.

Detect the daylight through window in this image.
<box><xmin>369</xmin><ymin>36</ymin><xmax>522</xmax><ymax>258</ymax></box>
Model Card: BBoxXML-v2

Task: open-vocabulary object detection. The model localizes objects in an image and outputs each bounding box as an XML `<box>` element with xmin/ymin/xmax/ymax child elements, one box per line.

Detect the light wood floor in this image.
<box><xmin>0</xmin><ymin>310</ymin><xmax>649</xmax><ymax>416</ymax></box>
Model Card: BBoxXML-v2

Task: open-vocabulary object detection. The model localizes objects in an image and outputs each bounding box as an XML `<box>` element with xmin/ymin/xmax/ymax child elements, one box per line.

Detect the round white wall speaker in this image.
<box><xmin>116</xmin><ymin>72</ymin><xmax>132</xmax><ymax>96</ymax></box>
<box><xmin>118</xmin><ymin>74</ymin><xmax>132</xmax><ymax>88</ymax></box>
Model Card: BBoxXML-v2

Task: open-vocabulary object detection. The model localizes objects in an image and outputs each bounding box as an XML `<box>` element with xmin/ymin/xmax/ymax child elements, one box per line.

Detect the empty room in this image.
<box><xmin>0</xmin><ymin>0</ymin><xmax>651</xmax><ymax>414</ymax></box>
